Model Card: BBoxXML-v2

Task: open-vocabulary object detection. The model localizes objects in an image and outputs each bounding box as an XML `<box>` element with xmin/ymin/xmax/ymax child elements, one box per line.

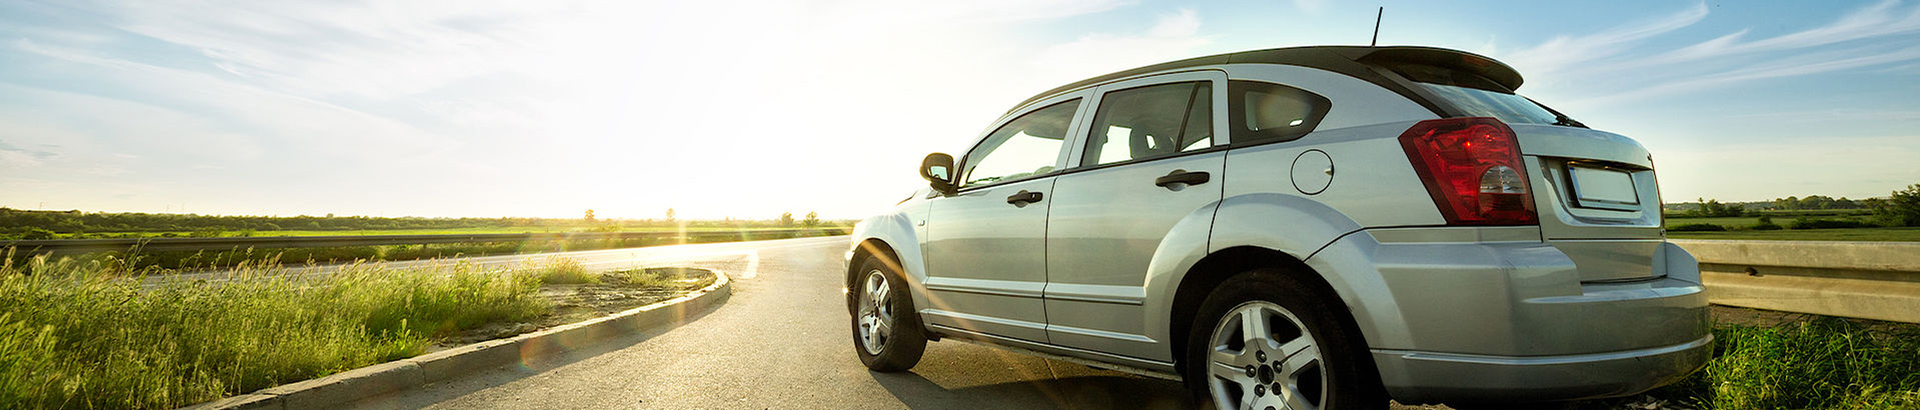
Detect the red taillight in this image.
<box><xmin>1398</xmin><ymin>117</ymin><xmax>1537</xmax><ymax>225</ymax></box>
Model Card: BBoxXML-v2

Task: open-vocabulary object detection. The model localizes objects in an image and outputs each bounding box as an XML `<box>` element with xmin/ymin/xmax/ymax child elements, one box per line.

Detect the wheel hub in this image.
<box><xmin>1206</xmin><ymin>301</ymin><xmax>1327</xmax><ymax>410</ymax></box>
<box><xmin>856</xmin><ymin>270</ymin><xmax>894</xmax><ymax>356</ymax></box>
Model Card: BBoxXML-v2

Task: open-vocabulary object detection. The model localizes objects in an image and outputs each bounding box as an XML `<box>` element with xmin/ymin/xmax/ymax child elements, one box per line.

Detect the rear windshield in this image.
<box><xmin>1420</xmin><ymin>84</ymin><xmax>1559</xmax><ymax>125</ymax></box>
<box><xmin>1390</xmin><ymin>63</ymin><xmax>1566</xmax><ymax>126</ymax></box>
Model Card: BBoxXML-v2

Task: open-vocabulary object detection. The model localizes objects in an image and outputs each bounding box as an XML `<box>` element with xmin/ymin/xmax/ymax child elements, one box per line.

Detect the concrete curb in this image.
<box><xmin>181</xmin><ymin>271</ymin><xmax>733</xmax><ymax>410</ymax></box>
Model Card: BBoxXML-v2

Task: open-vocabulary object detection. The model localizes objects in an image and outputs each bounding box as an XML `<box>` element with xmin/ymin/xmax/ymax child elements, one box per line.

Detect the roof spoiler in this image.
<box><xmin>1340</xmin><ymin>47</ymin><xmax>1524</xmax><ymax>91</ymax></box>
<box><xmin>1002</xmin><ymin>45</ymin><xmax>1523</xmax><ymax>117</ymax></box>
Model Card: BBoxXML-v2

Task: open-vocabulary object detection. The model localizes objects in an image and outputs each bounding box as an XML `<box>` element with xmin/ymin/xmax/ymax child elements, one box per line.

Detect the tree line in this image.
<box><xmin>0</xmin><ymin>208</ymin><xmax>844</xmax><ymax>240</ymax></box>
<box><xmin>1669</xmin><ymin>184</ymin><xmax>1920</xmax><ymax>227</ymax></box>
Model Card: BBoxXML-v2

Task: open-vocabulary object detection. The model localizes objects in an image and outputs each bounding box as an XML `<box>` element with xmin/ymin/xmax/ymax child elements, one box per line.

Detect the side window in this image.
<box><xmin>960</xmin><ymin>99</ymin><xmax>1081</xmax><ymax>187</ymax></box>
<box><xmin>1229</xmin><ymin>80</ymin><xmax>1331</xmax><ymax>145</ymax></box>
<box><xmin>1083</xmin><ymin>81</ymin><xmax>1213</xmax><ymax>166</ymax></box>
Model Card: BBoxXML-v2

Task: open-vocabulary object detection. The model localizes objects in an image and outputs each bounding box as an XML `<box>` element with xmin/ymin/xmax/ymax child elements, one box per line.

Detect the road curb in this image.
<box><xmin>181</xmin><ymin>270</ymin><xmax>734</xmax><ymax>410</ymax></box>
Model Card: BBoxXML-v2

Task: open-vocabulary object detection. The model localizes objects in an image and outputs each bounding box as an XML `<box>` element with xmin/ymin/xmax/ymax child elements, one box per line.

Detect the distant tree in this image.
<box><xmin>20</xmin><ymin>228</ymin><xmax>55</xmax><ymax>240</ymax></box>
<box><xmin>1689</xmin><ymin>198</ymin><xmax>1744</xmax><ymax>217</ymax></box>
<box><xmin>779</xmin><ymin>212</ymin><xmax>795</xmax><ymax>227</ymax></box>
<box><xmin>584</xmin><ymin>209</ymin><xmax>596</xmax><ymax>221</ymax></box>
<box><xmin>1873</xmin><ymin>184</ymin><xmax>1920</xmax><ymax>227</ymax></box>
<box><xmin>1773</xmin><ymin>196</ymin><xmax>1800</xmax><ymax>210</ymax></box>
<box><xmin>803</xmin><ymin>211</ymin><xmax>820</xmax><ymax>227</ymax></box>
<box><xmin>665</xmin><ymin>208</ymin><xmax>677</xmax><ymax>223</ymax></box>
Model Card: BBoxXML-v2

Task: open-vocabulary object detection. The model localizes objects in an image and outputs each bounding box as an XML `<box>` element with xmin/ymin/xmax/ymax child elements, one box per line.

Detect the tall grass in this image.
<box><xmin>8</xmin><ymin>227</ymin><xmax>851</xmax><ymax>272</ymax></box>
<box><xmin>1652</xmin><ymin>317</ymin><xmax>1920</xmax><ymax>409</ymax></box>
<box><xmin>0</xmin><ymin>254</ymin><xmax>554</xmax><ymax>409</ymax></box>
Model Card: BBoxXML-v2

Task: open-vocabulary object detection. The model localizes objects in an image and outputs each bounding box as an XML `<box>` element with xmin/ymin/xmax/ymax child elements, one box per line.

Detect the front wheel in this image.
<box><xmin>850</xmin><ymin>256</ymin><xmax>926</xmax><ymax>372</ymax></box>
<box><xmin>1184</xmin><ymin>270</ymin><xmax>1385</xmax><ymax>410</ymax></box>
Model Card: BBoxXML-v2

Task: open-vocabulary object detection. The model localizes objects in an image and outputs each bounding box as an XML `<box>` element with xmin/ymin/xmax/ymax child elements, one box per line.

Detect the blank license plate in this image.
<box><xmin>1569</xmin><ymin>166</ymin><xmax>1639</xmax><ymax>207</ymax></box>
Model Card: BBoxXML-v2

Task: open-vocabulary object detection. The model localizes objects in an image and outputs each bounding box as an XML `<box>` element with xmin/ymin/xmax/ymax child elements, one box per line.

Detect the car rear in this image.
<box><xmin>1336</xmin><ymin>50</ymin><xmax>1713</xmax><ymax>404</ymax></box>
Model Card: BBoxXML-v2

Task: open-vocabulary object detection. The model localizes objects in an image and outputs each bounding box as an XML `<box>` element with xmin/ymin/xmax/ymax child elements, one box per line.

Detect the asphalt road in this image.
<box><xmin>340</xmin><ymin>235</ymin><xmax>1446</xmax><ymax>410</ymax></box>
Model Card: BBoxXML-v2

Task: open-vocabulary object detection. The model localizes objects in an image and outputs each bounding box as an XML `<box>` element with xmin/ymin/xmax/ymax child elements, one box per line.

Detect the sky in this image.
<box><xmin>0</xmin><ymin>0</ymin><xmax>1916</xmax><ymax>219</ymax></box>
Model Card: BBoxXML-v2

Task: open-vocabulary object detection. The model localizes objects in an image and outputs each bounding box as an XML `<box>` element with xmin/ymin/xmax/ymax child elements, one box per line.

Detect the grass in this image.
<box><xmin>532</xmin><ymin>258</ymin><xmax>598</xmax><ymax>285</ymax></box>
<box><xmin>1638</xmin><ymin>316</ymin><xmax>1920</xmax><ymax>410</ymax></box>
<box><xmin>0</xmin><ymin>253</ymin><xmax>572</xmax><ymax>409</ymax></box>
<box><xmin>8</xmin><ymin>227</ymin><xmax>849</xmax><ymax>272</ymax></box>
<box><xmin>44</xmin><ymin>226</ymin><xmax>844</xmax><ymax>240</ymax></box>
<box><xmin>1660</xmin><ymin>214</ymin><xmax>1920</xmax><ymax>242</ymax></box>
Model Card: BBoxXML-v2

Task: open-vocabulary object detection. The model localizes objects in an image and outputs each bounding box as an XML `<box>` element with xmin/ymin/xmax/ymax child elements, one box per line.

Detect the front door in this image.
<box><xmin>921</xmin><ymin>96</ymin><xmax>1086</xmax><ymax>342</ymax></box>
<box><xmin>1045</xmin><ymin>72</ymin><xmax>1226</xmax><ymax>360</ymax></box>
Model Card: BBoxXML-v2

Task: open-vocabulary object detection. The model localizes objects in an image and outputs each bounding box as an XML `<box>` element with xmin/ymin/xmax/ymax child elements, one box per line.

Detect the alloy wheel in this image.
<box><xmin>1207</xmin><ymin>301</ymin><xmax>1327</xmax><ymax>410</ymax></box>
<box><xmin>856</xmin><ymin>269</ymin><xmax>894</xmax><ymax>355</ymax></box>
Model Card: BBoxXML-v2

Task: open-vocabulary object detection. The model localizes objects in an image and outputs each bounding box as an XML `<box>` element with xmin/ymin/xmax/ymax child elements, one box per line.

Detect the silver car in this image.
<box><xmin>845</xmin><ymin>46</ymin><xmax>1710</xmax><ymax>409</ymax></box>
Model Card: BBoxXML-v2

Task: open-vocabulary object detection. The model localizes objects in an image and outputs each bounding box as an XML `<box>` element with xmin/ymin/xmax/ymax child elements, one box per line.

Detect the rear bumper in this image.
<box><xmin>1305</xmin><ymin>228</ymin><xmax>1712</xmax><ymax>403</ymax></box>
<box><xmin>1372</xmin><ymin>334</ymin><xmax>1713</xmax><ymax>403</ymax></box>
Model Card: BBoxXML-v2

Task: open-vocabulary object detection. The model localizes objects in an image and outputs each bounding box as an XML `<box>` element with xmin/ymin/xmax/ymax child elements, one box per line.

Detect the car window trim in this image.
<box><xmin>954</xmin><ymin>96</ymin><xmax>1088</xmax><ymax>192</ymax></box>
<box><xmin>1079</xmin><ymin>80</ymin><xmax>1209</xmax><ymax>168</ymax></box>
<box><xmin>1060</xmin><ymin>69</ymin><xmax>1226</xmax><ymax>173</ymax></box>
<box><xmin>1220</xmin><ymin>78</ymin><xmax>1334</xmax><ymax>149</ymax></box>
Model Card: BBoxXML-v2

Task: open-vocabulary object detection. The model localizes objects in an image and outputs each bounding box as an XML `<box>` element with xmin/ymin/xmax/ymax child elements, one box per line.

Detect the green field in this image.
<box><xmin>1659</xmin><ymin>213</ymin><xmax>1920</xmax><ymax>241</ymax></box>
<box><xmin>45</xmin><ymin>225</ymin><xmax>836</xmax><ymax>239</ymax></box>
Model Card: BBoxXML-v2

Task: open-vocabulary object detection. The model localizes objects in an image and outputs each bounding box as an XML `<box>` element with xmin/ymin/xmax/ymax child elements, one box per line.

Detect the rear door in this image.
<box><xmin>1043</xmin><ymin>71</ymin><xmax>1227</xmax><ymax>360</ymax></box>
<box><xmin>922</xmin><ymin>94</ymin><xmax>1087</xmax><ymax>343</ymax></box>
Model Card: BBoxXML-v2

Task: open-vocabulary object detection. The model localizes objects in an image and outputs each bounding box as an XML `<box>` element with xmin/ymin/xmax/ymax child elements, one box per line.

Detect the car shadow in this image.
<box><xmin>867</xmin><ymin>360</ymin><xmax>1204</xmax><ymax>410</ymax></box>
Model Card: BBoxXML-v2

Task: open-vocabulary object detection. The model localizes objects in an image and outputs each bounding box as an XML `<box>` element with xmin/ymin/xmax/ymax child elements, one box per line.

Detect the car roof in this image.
<box><xmin>1006</xmin><ymin>46</ymin><xmax>1522</xmax><ymax>116</ymax></box>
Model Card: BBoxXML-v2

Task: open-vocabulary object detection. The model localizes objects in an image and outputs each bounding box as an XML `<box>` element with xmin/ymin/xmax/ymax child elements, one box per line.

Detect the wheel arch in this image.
<box><xmin>1166</xmin><ymin>246</ymin><xmax>1365</xmax><ymax>375</ymax></box>
<box><xmin>845</xmin><ymin>211</ymin><xmax>930</xmax><ymax>322</ymax></box>
<box><xmin>1156</xmin><ymin>193</ymin><xmax>1400</xmax><ymax>380</ymax></box>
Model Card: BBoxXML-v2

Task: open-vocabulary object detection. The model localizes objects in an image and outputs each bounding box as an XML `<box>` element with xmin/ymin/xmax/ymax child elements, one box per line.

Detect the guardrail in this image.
<box><xmin>1672</xmin><ymin>239</ymin><xmax>1920</xmax><ymax>324</ymax></box>
<box><xmin>0</xmin><ymin>228</ymin><xmax>848</xmax><ymax>257</ymax></box>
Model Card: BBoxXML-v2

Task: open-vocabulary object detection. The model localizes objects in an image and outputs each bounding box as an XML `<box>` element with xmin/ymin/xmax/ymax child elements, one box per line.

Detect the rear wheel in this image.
<box><xmin>851</xmin><ymin>256</ymin><xmax>926</xmax><ymax>372</ymax></box>
<box><xmin>1184</xmin><ymin>269</ymin><xmax>1385</xmax><ymax>410</ymax></box>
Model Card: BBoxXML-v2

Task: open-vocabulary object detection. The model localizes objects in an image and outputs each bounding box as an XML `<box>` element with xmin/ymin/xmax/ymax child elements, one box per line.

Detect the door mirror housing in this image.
<box><xmin>921</xmin><ymin>153</ymin><xmax>957</xmax><ymax>196</ymax></box>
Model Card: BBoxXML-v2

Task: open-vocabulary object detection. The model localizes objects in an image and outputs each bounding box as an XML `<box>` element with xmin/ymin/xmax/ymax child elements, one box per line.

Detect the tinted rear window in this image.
<box><xmin>1420</xmin><ymin>84</ymin><xmax>1559</xmax><ymax>125</ymax></box>
<box><xmin>1391</xmin><ymin>63</ymin><xmax>1562</xmax><ymax>125</ymax></box>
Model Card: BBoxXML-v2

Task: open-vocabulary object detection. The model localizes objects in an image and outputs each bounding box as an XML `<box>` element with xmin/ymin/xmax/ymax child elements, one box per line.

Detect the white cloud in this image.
<box><xmin>0</xmin><ymin>0</ymin><xmax>1149</xmax><ymax>218</ymax></box>
<box><xmin>1034</xmin><ymin>9</ymin><xmax>1214</xmax><ymax>81</ymax></box>
<box><xmin>1582</xmin><ymin>46</ymin><xmax>1920</xmax><ymax>106</ymax></box>
<box><xmin>1293</xmin><ymin>0</ymin><xmax>1326</xmax><ymax>14</ymax></box>
<box><xmin>80</xmin><ymin>1</ymin><xmax>569</xmax><ymax>100</ymax></box>
<box><xmin>1499</xmin><ymin>1</ymin><xmax>1920</xmax><ymax>110</ymax></box>
<box><xmin>1597</xmin><ymin>0</ymin><xmax>1920</xmax><ymax>73</ymax></box>
<box><xmin>823</xmin><ymin>0</ymin><xmax>1133</xmax><ymax>24</ymax></box>
<box><xmin>1499</xmin><ymin>2</ymin><xmax>1708</xmax><ymax>77</ymax></box>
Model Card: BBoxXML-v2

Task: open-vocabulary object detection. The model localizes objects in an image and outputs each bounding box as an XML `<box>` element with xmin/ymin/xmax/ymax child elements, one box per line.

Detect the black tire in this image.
<box><xmin>850</xmin><ymin>255</ymin><xmax>927</xmax><ymax>372</ymax></box>
<box><xmin>1182</xmin><ymin>268</ymin><xmax>1386</xmax><ymax>410</ymax></box>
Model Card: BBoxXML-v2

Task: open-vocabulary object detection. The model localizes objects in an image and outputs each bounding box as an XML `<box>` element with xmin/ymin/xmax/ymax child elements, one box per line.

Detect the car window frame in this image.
<box><xmin>1223</xmin><ymin>79</ymin><xmax>1334</xmax><ymax>148</ymax></box>
<box><xmin>1057</xmin><ymin>69</ymin><xmax>1229</xmax><ymax>175</ymax></box>
<box><xmin>953</xmin><ymin>91</ymin><xmax>1093</xmax><ymax>193</ymax></box>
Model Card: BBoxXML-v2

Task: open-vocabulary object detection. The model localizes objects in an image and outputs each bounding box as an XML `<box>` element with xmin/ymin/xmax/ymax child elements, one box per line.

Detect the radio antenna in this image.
<box><xmin>1371</xmin><ymin>6</ymin><xmax>1384</xmax><ymax>47</ymax></box>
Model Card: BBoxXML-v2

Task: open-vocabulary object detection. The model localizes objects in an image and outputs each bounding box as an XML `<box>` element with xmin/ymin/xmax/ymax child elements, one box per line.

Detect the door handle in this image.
<box><xmin>1154</xmin><ymin>169</ymin><xmax>1211</xmax><ymax>188</ymax></box>
<box><xmin>1006</xmin><ymin>190</ymin><xmax>1043</xmax><ymax>205</ymax></box>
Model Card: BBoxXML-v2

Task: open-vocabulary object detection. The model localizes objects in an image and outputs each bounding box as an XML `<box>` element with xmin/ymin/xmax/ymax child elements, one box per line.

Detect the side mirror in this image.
<box><xmin>920</xmin><ymin>153</ymin><xmax>957</xmax><ymax>196</ymax></box>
